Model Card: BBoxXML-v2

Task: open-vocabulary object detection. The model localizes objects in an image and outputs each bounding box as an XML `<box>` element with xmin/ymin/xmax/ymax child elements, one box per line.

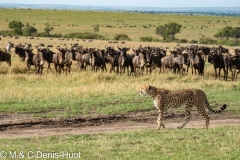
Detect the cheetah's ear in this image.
<box><xmin>147</xmin><ymin>85</ymin><xmax>151</xmax><ymax>90</ymax></box>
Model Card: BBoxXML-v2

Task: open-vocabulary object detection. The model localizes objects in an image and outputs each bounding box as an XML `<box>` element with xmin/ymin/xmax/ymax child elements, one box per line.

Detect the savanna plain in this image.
<box><xmin>0</xmin><ymin>8</ymin><xmax>240</xmax><ymax>159</ymax></box>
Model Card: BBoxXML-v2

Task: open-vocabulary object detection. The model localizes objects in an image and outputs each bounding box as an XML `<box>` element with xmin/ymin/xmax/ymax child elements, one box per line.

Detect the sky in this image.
<box><xmin>0</xmin><ymin>0</ymin><xmax>240</xmax><ymax>7</ymax></box>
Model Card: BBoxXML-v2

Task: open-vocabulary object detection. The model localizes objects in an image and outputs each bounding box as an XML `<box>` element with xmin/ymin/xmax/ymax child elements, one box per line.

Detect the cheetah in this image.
<box><xmin>139</xmin><ymin>85</ymin><xmax>227</xmax><ymax>129</ymax></box>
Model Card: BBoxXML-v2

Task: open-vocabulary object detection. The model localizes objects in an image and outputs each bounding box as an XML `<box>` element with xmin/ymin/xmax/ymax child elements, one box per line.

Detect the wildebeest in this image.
<box><xmin>161</xmin><ymin>51</ymin><xmax>176</xmax><ymax>73</ymax></box>
<box><xmin>14</xmin><ymin>43</ymin><xmax>26</xmax><ymax>61</ymax></box>
<box><xmin>233</xmin><ymin>48</ymin><xmax>240</xmax><ymax>56</ymax></box>
<box><xmin>132</xmin><ymin>47</ymin><xmax>149</xmax><ymax>76</ymax></box>
<box><xmin>105</xmin><ymin>47</ymin><xmax>120</xmax><ymax>73</ymax></box>
<box><xmin>199</xmin><ymin>46</ymin><xmax>210</xmax><ymax>61</ymax></box>
<box><xmin>32</xmin><ymin>49</ymin><xmax>46</xmax><ymax>74</ymax></box>
<box><xmin>229</xmin><ymin>55</ymin><xmax>240</xmax><ymax>81</ymax></box>
<box><xmin>193</xmin><ymin>51</ymin><xmax>205</xmax><ymax>76</ymax></box>
<box><xmin>208</xmin><ymin>48</ymin><xmax>227</xmax><ymax>80</ymax></box>
<box><xmin>117</xmin><ymin>46</ymin><xmax>134</xmax><ymax>75</ymax></box>
<box><xmin>25</xmin><ymin>48</ymin><xmax>35</xmax><ymax>72</ymax></box>
<box><xmin>62</xmin><ymin>49</ymin><xmax>73</xmax><ymax>74</ymax></box>
<box><xmin>5</xmin><ymin>42</ymin><xmax>14</xmax><ymax>53</ymax></box>
<box><xmin>0</xmin><ymin>50</ymin><xmax>11</xmax><ymax>66</ymax></box>
<box><xmin>89</xmin><ymin>50</ymin><xmax>107</xmax><ymax>72</ymax></box>
<box><xmin>52</xmin><ymin>47</ymin><xmax>64</xmax><ymax>74</ymax></box>
<box><xmin>173</xmin><ymin>54</ymin><xmax>185</xmax><ymax>75</ymax></box>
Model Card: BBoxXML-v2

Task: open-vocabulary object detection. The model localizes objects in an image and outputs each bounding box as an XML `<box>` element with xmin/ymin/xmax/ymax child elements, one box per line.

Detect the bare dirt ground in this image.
<box><xmin>1</xmin><ymin>111</ymin><xmax>240</xmax><ymax>138</ymax></box>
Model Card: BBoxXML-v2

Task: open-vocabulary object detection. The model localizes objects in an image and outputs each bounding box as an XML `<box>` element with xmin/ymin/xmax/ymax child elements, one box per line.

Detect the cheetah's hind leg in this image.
<box><xmin>177</xmin><ymin>106</ymin><xmax>192</xmax><ymax>129</ymax></box>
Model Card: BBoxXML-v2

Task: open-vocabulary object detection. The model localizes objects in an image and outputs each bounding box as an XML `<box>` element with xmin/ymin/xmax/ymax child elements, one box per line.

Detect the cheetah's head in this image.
<box><xmin>139</xmin><ymin>85</ymin><xmax>152</xmax><ymax>96</ymax></box>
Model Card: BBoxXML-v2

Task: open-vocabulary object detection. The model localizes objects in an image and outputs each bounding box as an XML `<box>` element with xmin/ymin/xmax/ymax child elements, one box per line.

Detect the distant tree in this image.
<box><xmin>213</xmin><ymin>31</ymin><xmax>223</xmax><ymax>39</ymax></box>
<box><xmin>231</xmin><ymin>27</ymin><xmax>240</xmax><ymax>45</ymax></box>
<box><xmin>215</xmin><ymin>26</ymin><xmax>233</xmax><ymax>40</ymax></box>
<box><xmin>155</xmin><ymin>22</ymin><xmax>182</xmax><ymax>41</ymax></box>
<box><xmin>8</xmin><ymin>20</ymin><xmax>24</xmax><ymax>35</ymax></box>
<box><xmin>93</xmin><ymin>25</ymin><xmax>99</xmax><ymax>35</ymax></box>
<box><xmin>23</xmin><ymin>22</ymin><xmax>37</xmax><ymax>36</ymax></box>
<box><xmin>155</xmin><ymin>25</ymin><xmax>168</xmax><ymax>41</ymax></box>
<box><xmin>44</xmin><ymin>23</ymin><xmax>54</xmax><ymax>36</ymax></box>
<box><xmin>166</xmin><ymin>22</ymin><xmax>182</xmax><ymax>41</ymax></box>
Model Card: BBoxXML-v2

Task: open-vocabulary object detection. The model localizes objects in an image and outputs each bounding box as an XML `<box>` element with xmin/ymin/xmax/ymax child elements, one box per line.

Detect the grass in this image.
<box><xmin>1</xmin><ymin>8</ymin><xmax>240</xmax><ymax>41</ymax></box>
<box><xmin>1</xmin><ymin>126</ymin><xmax>240</xmax><ymax>159</ymax></box>
<box><xmin>0</xmin><ymin>59</ymin><xmax>240</xmax><ymax>118</ymax></box>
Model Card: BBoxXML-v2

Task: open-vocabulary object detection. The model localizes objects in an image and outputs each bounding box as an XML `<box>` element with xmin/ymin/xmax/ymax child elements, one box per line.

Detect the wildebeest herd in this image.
<box><xmin>1</xmin><ymin>42</ymin><xmax>240</xmax><ymax>81</ymax></box>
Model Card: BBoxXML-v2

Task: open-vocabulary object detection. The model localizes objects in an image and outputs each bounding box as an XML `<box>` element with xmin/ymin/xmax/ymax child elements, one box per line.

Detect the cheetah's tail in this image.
<box><xmin>207</xmin><ymin>104</ymin><xmax>227</xmax><ymax>114</ymax></box>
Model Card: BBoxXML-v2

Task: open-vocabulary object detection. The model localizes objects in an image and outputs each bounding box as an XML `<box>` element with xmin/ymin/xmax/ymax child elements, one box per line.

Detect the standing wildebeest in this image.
<box><xmin>32</xmin><ymin>49</ymin><xmax>46</xmax><ymax>74</ymax></box>
<box><xmin>161</xmin><ymin>51</ymin><xmax>176</xmax><ymax>73</ymax></box>
<box><xmin>199</xmin><ymin>46</ymin><xmax>210</xmax><ymax>61</ymax></box>
<box><xmin>173</xmin><ymin>54</ymin><xmax>185</xmax><ymax>75</ymax></box>
<box><xmin>233</xmin><ymin>48</ymin><xmax>240</xmax><ymax>56</ymax></box>
<box><xmin>0</xmin><ymin>50</ymin><xmax>11</xmax><ymax>66</ymax></box>
<box><xmin>89</xmin><ymin>50</ymin><xmax>107</xmax><ymax>72</ymax></box>
<box><xmin>42</xmin><ymin>47</ymin><xmax>55</xmax><ymax>72</ymax></box>
<box><xmin>117</xmin><ymin>46</ymin><xmax>134</xmax><ymax>75</ymax></box>
<box><xmin>14</xmin><ymin>43</ymin><xmax>26</xmax><ymax>61</ymax></box>
<box><xmin>139</xmin><ymin>47</ymin><xmax>151</xmax><ymax>74</ymax></box>
<box><xmin>193</xmin><ymin>51</ymin><xmax>205</xmax><ymax>76</ymax></box>
<box><xmin>105</xmin><ymin>47</ymin><xmax>120</xmax><ymax>73</ymax></box>
<box><xmin>132</xmin><ymin>47</ymin><xmax>148</xmax><ymax>76</ymax></box>
<box><xmin>52</xmin><ymin>47</ymin><xmax>64</xmax><ymax>74</ymax></box>
<box><xmin>229</xmin><ymin>55</ymin><xmax>240</xmax><ymax>81</ymax></box>
<box><xmin>5</xmin><ymin>42</ymin><xmax>14</xmax><ymax>53</ymax></box>
<box><xmin>25</xmin><ymin>48</ymin><xmax>35</xmax><ymax>72</ymax></box>
<box><xmin>208</xmin><ymin>48</ymin><xmax>227</xmax><ymax>80</ymax></box>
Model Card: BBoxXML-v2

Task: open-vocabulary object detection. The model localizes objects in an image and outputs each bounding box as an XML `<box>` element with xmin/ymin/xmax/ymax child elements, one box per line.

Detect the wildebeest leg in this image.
<box><xmin>47</xmin><ymin>63</ymin><xmax>52</xmax><ymax>73</ymax></box>
<box><xmin>235</xmin><ymin>70</ymin><xmax>240</xmax><ymax>81</ymax></box>
<box><xmin>214</xmin><ymin>67</ymin><xmax>217</xmax><ymax>79</ymax></box>
<box><xmin>218</xmin><ymin>68</ymin><xmax>222</xmax><ymax>80</ymax></box>
<box><xmin>224</xmin><ymin>67</ymin><xmax>228</xmax><ymax>81</ymax></box>
<box><xmin>54</xmin><ymin>64</ymin><xmax>58</xmax><ymax>73</ymax></box>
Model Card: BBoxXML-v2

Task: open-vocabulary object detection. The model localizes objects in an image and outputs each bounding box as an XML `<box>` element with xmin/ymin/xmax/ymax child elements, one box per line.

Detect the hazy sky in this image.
<box><xmin>1</xmin><ymin>0</ymin><xmax>240</xmax><ymax>7</ymax></box>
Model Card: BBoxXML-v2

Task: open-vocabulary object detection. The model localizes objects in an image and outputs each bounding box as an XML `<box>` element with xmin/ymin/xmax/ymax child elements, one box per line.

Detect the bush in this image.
<box><xmin>190</xmin><ymin>40</ymin><xmax>198</xmax><ymax>43</ymax></box>
<box><xmin>114</xmin><ymin>34</ymin><xmax>131</xmax><ymax>41</ymax></box>
<box><xmin>63</xmin><ymin>32</ymin><xmax>104</xmax><ymax>39</ymax></box>
<box><xmin>140</xmin><ymin>36</ymin><xmax>153</xmax><ymax>42</ymax></box>
<box><xmin>0</xmin><ymin>30</ymin><xmax>14</xmax><ymax>36</ymax></box>
<box><xmin>179</xmin><ymin>39</ymin><xmax>188</xmax><ymax>43</ymax></box>
<box><xmin>199</xmin><ymin>37</ymin><xmax>217</xmax><ymax>44</ymax></box>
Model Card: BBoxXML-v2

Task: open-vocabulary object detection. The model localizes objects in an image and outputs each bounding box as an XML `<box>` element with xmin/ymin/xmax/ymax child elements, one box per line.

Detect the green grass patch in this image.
<box><xmin>1</xmin><ymin>126</ymin><xmax>239</xmax><ymax>159</ymax></box>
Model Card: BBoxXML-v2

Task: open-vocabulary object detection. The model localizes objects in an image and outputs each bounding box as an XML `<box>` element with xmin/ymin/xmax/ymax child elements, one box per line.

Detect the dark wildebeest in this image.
<box><xmin>43</xmin><ymin>47</ymin><xmax>55</xmax><ymax>72</ymax></box>
<box><xmin>208</xmin><ymin>48</ymin><xmax>227</xmax><ymax>80</ymax></box>
<box><xmin>229</xmin><ymin>55</ymin><xmax>240</xmax><ymax>81</ymax></box>
<box><xmin>0</xmin><ymin>50</ymin><xmax>11</xmax><ymax>66</ymax></box>
<box><xmin>105</xmin><ymin>47</ymin><xmax>120</xmax><ymax>73</ymax></box>
<box><xmin>233</xmin><ymin>48</ymin><xmax>240</xmax><ymax>56</ymax></box>
<box><xmin>89</xmin><ymin>50</ymin><xmax>107</xmax><ymax>72</ymax></box>
<box><xmin>193</xmin><ymin>51</ymin><xmax>205</xmax><ymax>76</ymax></box>
<box><xmin>148</xmin><ymin>47</ymin><xmax>166</xmax><ymax>73</ymax></box>
<box><xmin>14</xmin><ymin>44</ymin><xmax>26</xmax><ymax>61</ymax></box>
<box><xmin>117</xmin><ymin>46</ymin><xmax>134</xmax><ymax>75</ymax></box>
<box><xmin>25</xmin><ymin>48</ymin><xmax>35</xmax><ymax>73</ymax></box>
<box><xmin>199</xmin><ymin>46</ymin><xmax>210</xmax><ymax>61</ymax></box>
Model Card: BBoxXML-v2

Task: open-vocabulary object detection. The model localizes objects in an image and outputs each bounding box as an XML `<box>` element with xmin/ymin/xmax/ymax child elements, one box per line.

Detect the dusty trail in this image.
<box><xmin>0</xmin><ymin>112</ymin><xmax>239</xmax><ymax>138</ymax></box>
